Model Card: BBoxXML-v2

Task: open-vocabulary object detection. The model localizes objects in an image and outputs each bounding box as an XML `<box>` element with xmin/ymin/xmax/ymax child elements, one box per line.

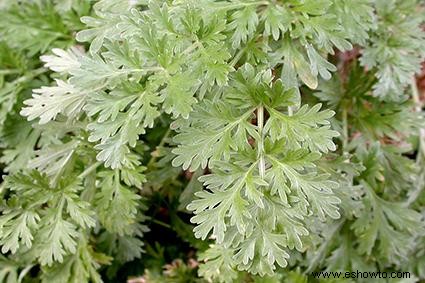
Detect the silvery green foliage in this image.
<box><xmin>360</xmin><ymin>0</ymin><xmax>425</xmax><ymax>100</ymax></box>
<box><xmin>18</xmin><ymin>0</ymin><xmax>358</xmax><ymax>277</ymax></box>
<box><xmin>1</xmin><ymin>0</ymin><xmax>425</xmax><ymax>282</ymax></box>
<box><xmin>0</xmin><ymin>1</ymin><xmax>147</xmax><ymax>282</ymax></box>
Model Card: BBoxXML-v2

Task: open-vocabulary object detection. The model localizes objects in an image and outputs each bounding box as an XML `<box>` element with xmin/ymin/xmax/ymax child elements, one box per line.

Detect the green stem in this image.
<box><xmin>116</xmin><ymin>66</ymin><xmax>165</xmax><ymax>75</ymax></box>
<box><xmin>148</xmin><ymin>127</ymin><xmax>172</xmax><ymax>168</ymax></box>
<box><xmin>78</xmin><ymin>161</ymin><xmax>102</xmax><ymax>179</ymax></box>
<box><xmin>406</xmin><ymin>173</ymin><xmax>424</xmax><ymax>207</ymax></box>
<box><xmin>0</xmin><ymin>69</ymin><xmax>21</xmax><ymax>75</ymax></box>
<box><xmin>56</xmin><ymin>196</ymin><xmax>66</xmax><ymax>219</ymax></box>
<box><xmin>405</xmin><ymin>77</ymin><xmax>425</xmax><ymax>207</ymax></box>
<box><xmin>80</xmin><ymin>161</ymin><xmax>99</xmax><ymax>203</ymax></box>
<box><xmin>342</xmin><ymin>107</ymin><xmax>348</xmax><ymax>150</ymax></box>
<box><xmin>230</xmin><ymin>48</ymin><xmax>245</xmax><ymax>67</ymax></box>
<box><xmin>216</xmin><ymin>1</ymin><xmax>269</xmax><ymax>11</ymax></box>
<box><xmin>182</xmin><ymin>41</ymin><xmax>203</xmax><ymax>56</ymax></box>
<box><xmin>287</xmin><ymin>106</ymin><xmax>293</xmax><ymax>116</ymax></box>
<box><xmin>114</xmin><ymin>169</ymin><xmax>121</xmax><ymax>194</ymax></box>
<box><xmin>151</xmin><ymin>219</ymin><xmax>172</xmax><ymax>229</ymax></box>
<box><xmin>51</xmin><ymin>146</ymin><xmax>78</xmax><ymax>187</ymax></box>
<box><xmin>305</xmin><ymin>219</ymin><xmax>345</xmax><ymax>273</ymax></box>
<box><xmin>15</xmin><ymin>67</ymin><xmax>47</xmax><ymax>85</ymax></box>
<box><xmin>257</xmin><ymin>106</ymin><xmax>265</xmax><ymax>179</ymax></box>
<box><xmin>411</xmin><ymin>77</ymin><xmax>425</xmax><ymax>161</ymax></box>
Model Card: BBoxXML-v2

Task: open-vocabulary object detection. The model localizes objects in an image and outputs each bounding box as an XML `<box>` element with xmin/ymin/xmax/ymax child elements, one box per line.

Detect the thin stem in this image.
<box><xmin>215</xmin><ymin>1</ymin><xmax>269</xmax><ymax>11</ymax></box>
<box><xmin>181</xmin><ymin>41</ymin><xmax>203</xmax><ymax>56</ymax></box>
<box><xmin>230</xmin><ymin>48</ymin><xmax>245</xmax><ymax>67</ymax></box>
<box><xmin>51</xmin><ymin>147</ymin><xmax>77</xmax><ymax>187</ymax></box>
<box><xmin>15</xmin><ymin>67</ymin><xmax>47</xmax><ymax>84</ymax></box>
<box><xmin>342</xmin><ymin>107</ymin><xmax>348</xmax><ymax>150</ymax></box>
<box><xmin>80</xmin><ymin>161</ymin><xmax>99</xmax><ymax>203</ymax></box>
<box><xmin>287</xmin><ymin>106</ymin><xmax>293</xmax><ymax>116</ymax></box>
<box><xmin>120</xmin><ymin>66</ymin><xmax>164</xmax><ymax>74</ymax></box>
<box><xmin>305</xmin><ymin>219</ymin><xmax>345</xmax><ymax>273</ymax></box>
<box><xmin>405</xmin><ymin>77</ymin><xmax>425</xmax><ymax>207</ymax></box>
<box><xmin>114</xmin><ymin>169</ymin><xmax>121</xmax><ymax>193</ymax></box>
<box><xmin>151</xmin><ymin>219</ymin><xmax>172</xmax><ymax>229</ymax></box>
<box><xmin>0</xmin><ymin>69</ymin><xmax>21</xmax><ymax>75</ymax></box>
<box><xmin>406</xmin><ymin>174</ymin><xmax>424</xmax><ymax>207</ymax></box>
<box><xmin>148</xmin><ymin>127</ymin><xmax>172</xmax><ymax>168</ymax></box>
<box><xmin>56</xmin><ymin>196</ymin><xmax>66</xmax><ymax>219</ymax></box>
<box><xmin>78</xmin><ymin>161</ymin><xmax>102</xmax><ymax>179</ymax></box>
<box><xmin>257</xmin><ymin>106</ymin><xmax>265</xmax><ymax>179</ymax></box>
<box><xmin>411</xmin><ymin>77</ymin><xmax>425</xmax><ymax>162</ymax></box>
